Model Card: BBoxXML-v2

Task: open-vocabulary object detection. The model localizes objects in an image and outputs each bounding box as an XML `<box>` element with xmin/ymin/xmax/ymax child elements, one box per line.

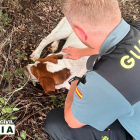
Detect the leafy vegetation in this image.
<box><xmin>0</xmin><ymin>11</ymin><xmax>12</xmax><ymax>31</ymax></box>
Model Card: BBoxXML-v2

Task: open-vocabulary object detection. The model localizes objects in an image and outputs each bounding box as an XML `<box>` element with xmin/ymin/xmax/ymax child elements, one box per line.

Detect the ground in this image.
<box><xmin>0</xmin><ymin>0</ymin><xmax>140</xmax><ymax>140</ymax></box>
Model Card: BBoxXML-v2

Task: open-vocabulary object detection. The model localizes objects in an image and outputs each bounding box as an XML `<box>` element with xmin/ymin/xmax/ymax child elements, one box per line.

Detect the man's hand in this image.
<box><xmin>62</xmin><ymin>46</ymin><xmax>83</xmax><ymax>59</ymax></box>
<box><xmin>62</xmin><ymin>46</ymin><xmax>99</xmax><ymax>59</ymax></box>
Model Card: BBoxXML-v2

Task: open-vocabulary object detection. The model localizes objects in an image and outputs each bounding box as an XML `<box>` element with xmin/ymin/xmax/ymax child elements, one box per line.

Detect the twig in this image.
<box><xmin>13</xmin><ymin>102</ymin><xmax>42</xmax><ymax>124</ymax></box>
<box><xmin>15</xmin><ymin>107</ymin><xmax>48</xmax><ymax>129</ymax></box>
<box><xmin>0</xmin><ymin>27</ymin><xmax>18</xmax><ymax>51</ymax></box>
<box><xmin>26</xmin><ymin>134</ymin><xmax>34</xmax><ymax>139</ymax></box>
<box><xmin>0</xmin><ymin>75</ymin><xmax>30</xmax><ymax>113</ymax></box>
<box><xmin>0</xmin><ymin>54</ymin><xmax>7</xmax><ymax>61</ymax></box>
<box><xmin>11</xmin><ymin>94</ymin><xmax>23</xmax><ymax>105</ymax></box>
<box><xmin>5</xmin><ymin>75</ymin><xmax>30</xmax><ymax>106</ymax></box>
<box><xmin>1</xmin><ymin>133</ymin><xmax>34</xmax><ymax>140</ymax></box>
<box><xmin>1</xmin><ymin>135</ymin><xmax>8</xmax><ymax>140</ymax></box>
<box><xmin>1</xmin><ymin>101</ymin><xmax>46</xmax><ymax>140</ymax></box>
<box><xmin>28</xmin><ymin>92</ymin><xmax>45</xmax><ymax>108</ymax></box>
<box><xmin>0</xmin><ymin>7</ymin><xmax>9</xmax><ymax>9</ymax></box>
<box><xmin>0</xmin><ymin>61</ymin><xmax>4</xmax><ymax>64</ymax></box>
<box><xmin>0</xmin><ymin>27</ymin><xmax>14</xmax><ymax>84</ymax></box>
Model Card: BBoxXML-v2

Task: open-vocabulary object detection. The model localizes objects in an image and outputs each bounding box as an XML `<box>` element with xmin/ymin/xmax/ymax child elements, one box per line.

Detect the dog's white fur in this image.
<box><xmin>29</xmin><ymin>17</ymin><xmax>88</xmax><ymax>89</ymax></box>
<box><xmin>30</xmin><ymin>17</ymin><xmax>73</xmax><ymax>60</ymax></box>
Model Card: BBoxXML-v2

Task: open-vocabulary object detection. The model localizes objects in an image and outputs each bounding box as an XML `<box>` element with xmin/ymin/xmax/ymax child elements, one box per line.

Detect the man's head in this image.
<box><xmin>62</xmin><ymin>0</ymin><xmax>121</xmax><ymax>49</ymax></box>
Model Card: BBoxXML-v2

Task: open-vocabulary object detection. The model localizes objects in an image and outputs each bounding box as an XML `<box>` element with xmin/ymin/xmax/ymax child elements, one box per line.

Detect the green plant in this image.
<box><xmin>0</xmin><ymin>95</ymin><xmax>19</xmax><ymax>120</ymax></box>
<box><xmin>15</xmin><ymin>49</ymin><xmax>28</xmax><ymax>61</ymax></box>
<box><xmin>17</xmin><ymin>130</ymin><xmax>27</xmax><ymax>140</ymax></box>
<box><xmin>21</xmin><ymin>131</ymin><xmax>26</xmax><ymax>139</ymax></box>
<box><xmin>14</xmin><ymin>68</ymin><xmax>25</xmax><ymax>76</ymax></box>
<box><xmin>0</xmin><ymin>11</ymin><xmax>12</xmax><ymax>26</ymax></box>
<box><xmin>3</xmin><ymin>68</ymin><xmax>26</xmax><ymax>87</ymax></box>
<box><xmin>1</xmin><ymin>48</ymin><xmax>28</xmax><ymax>121</ymax></box>
<box><xmin>58</xmin><ymin>95</ymin><xmax>66</xmax><ymax>108</ymax></box>
<box><xmin>50</xmin><ymin>94</ymin><xmax>66</xmax><ymax>108</ymax></box>
<box><xmin>35</xmin><ymin>134</ymin><xmax>42</xmax><ymax>140</ymax></box>
<box><xmin>32</xmin><ymin>81</ymin><xmax>37</xmax><ymax>86</ymax></box>
<box><xmin>50</xmin><ymin>95</ymin><xmax>58</xmax><ymax>106</ymax></box>
<box><xmin>121</xmin><ymin>0</ymin><xmax>126</xmax><ymax>4</ymax></box>
<box><xmin>0</xmin><ymin>25</ymin><xmax>3</xmax><ymax>31</ymax></box>
<box><xmin>3</xmin><ymin>71</ymin><xmax>12</xmax><ymax>84</ymax></box>
<box><xmin>17</xmin><ymin>137</ymin><xmax>22</xmax><ymax>140</ymax></box>
<box><xmin>22</xmin><ymin>41</ymin><xmax>26</xmax><ymax>45</ymax></box>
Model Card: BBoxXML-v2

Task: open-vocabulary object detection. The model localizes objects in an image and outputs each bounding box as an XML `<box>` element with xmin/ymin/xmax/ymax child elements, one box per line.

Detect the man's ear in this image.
<box><xmin>73</xmin><ymin>26</ymin><xmax>87</xmax><ymax>43</ymax></box>
<box><xmin>39</xmin><ymin>78</ymin><xmax>55</xmax><ymax>94</ymax></box>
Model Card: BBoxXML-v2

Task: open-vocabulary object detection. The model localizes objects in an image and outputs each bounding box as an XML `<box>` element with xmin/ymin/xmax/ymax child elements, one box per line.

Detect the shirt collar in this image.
<box><xmin>99</xmin><ymin>19</ymin><xmax>130</xmax><ymax>54</ymax></box>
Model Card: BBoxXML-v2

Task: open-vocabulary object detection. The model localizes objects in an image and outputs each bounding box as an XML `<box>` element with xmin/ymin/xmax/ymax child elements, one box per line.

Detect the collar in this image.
<box><xmin>99</xmin><ymin>19</ymin><xmax>130</xmax><ymax>54</ymax></box>
<box><xmin>86</xmin><ymin>19</ymin><xmax>130</xmax><ymax>71</ymax></box>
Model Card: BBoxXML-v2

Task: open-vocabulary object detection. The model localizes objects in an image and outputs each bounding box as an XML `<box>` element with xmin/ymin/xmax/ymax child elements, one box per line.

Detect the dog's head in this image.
<box><xmin>25</xmin><ymin>54</ymin><xmax>71</xmax><ymax>94</ymax></box>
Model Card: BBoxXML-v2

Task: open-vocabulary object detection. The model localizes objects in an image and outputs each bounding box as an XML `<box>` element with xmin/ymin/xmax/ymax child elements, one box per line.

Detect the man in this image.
<box><xmin>44</xmin><ymin>0</ymin><xmax>140</xmax><ymax>140</ymax></box>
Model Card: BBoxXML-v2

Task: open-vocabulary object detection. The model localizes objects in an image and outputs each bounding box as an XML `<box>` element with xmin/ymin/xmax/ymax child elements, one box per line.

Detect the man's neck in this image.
<box><xmin>88</xmin><ymin>18</ymin><xmax>122</xmax><ymax>51</ymax></box>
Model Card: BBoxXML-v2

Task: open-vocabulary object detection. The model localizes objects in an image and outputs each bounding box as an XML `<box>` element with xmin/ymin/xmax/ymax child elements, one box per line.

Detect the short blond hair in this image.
<box><xmin>62</xmin><ymin>0</ymin><xmax>121</xmax><ymax>31</ymax></box>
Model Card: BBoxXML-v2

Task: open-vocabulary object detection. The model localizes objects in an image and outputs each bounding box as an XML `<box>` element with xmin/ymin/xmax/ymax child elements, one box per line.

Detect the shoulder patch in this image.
<box><xmin>76</xmin><ymin>87</ymin><xmax>83</xmax><ymax>99</ymax></box>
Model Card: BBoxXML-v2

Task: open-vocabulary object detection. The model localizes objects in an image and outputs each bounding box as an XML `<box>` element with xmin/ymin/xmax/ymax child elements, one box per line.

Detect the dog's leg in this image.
<box><xmin>47</xmin><ymin>17</ymin><xmax>67</xmax><ymax>38</ymax></box>
<box><xmin>48</xmin><ymin>40</ymin><xmax>60</xmax><ymax>53</ymax></box>
<box><xmin>30</xmin><ymin>20</ymin><xmax>73</xmax><ymax>61</ymax></box>
<box><xmin>46</xmin><ymin>17</ymin><xmax>67</xmax><ymax>53</ymax></box>
<box><xmin>30</xmin><ymin>17</ymin><xmax>65</xmax><ymax>61</ymax></box>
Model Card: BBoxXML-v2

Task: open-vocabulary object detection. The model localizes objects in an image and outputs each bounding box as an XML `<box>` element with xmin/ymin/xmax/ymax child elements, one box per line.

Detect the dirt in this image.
<box><xmin>0</xmin><ymin>0</ymin><xmax>139</xmax><ymax>139</ymax></box>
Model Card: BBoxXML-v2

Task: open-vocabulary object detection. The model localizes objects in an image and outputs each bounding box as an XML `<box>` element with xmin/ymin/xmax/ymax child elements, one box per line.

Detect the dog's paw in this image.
<box><xmin>48</xmin><ymin>41</ymin><xmax>59</xmax><ymax>53</ymax></box>
<box><xmin>30</xmin><ymin>51</ymin><xmax>41</xmax><ymax>61</ymax></box>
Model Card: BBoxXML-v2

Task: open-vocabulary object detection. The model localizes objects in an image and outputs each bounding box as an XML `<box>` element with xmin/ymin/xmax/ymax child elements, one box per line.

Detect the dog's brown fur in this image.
<box><xmin>28</xmin><ymin>54</ymin><xmax>71</xmax><ymax>94</ymax></box>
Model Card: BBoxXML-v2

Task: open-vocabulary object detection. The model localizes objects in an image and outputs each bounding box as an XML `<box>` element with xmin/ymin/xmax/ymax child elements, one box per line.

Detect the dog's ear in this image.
<box><xmin>37</xmin><ymin>54</ymin><xmax>63</xmax><ymax>63</ymax></box>
<box><xmin>39</xmin><ymin>78</ymin><xmax>55</xmax><ymax>94</ymax></box>
<box><xmin>53</xmin><ymin>68</ymin><xmax>71</xmax><ymax>85</ymax></box>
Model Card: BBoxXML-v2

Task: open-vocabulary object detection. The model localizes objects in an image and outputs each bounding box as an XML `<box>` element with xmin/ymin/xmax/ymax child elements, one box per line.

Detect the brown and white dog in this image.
<box><xmin>25</xmin><ymin>17</ymin><xmax>88</xmax><ymax>94</ymax></box>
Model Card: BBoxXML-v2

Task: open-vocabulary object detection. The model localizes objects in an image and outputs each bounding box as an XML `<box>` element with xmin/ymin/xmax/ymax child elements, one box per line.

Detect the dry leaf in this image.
<box><xmin>38</xmin><ymin>116</ymin><xmax>44</xmax><ymax>121</ymax></box>
<box><xmin>39</xmin><ymin>16</ymin><xmax>46</xmax><ymax>21</ymax></box>
<box><xmin>9</xmin><ymin>10</ymin><xmax>14</xmax><ymax>13</ymax></box>
<box><xmin>49</xmin><ymin>6</ymin><xmax>52</xmax><ymax>11</ymax></box>
<box><xmin>38</xmin><ymin>111</ymin><xmax>47</xmax><ymax>117</ymax></box>
<box><xmin>53</xmin><ymin>6</ymin><xmax>57</xmax><ymax>11</ymax></box>
<box><xmin>18</xmin><ymin>25</ymin><xmax>25</xmax><ymax>31</ymax></box>
<box><xmin>31</xmin><ymin>49</ymin><xmax>35</xmax><ymax>52</ymax></box>
<box><xmin>25</xmin><ymin>8</ymin><xmax>30</xmax><ymax>11</ymax></box>
<box><xmin>38</xmin><ymin>93</ymin><xmax>43</xmax><ymax>96</ymax></box>
<box><xmin>43</xmin><ymin>6</ymin><xmax>49</xmax><ymax>13</ymax></box>
<box><xmin>15</xmin><ymin>59</ymin><xmax>19</xmax><ymax>63</ymax></box>
<box><xmin>22</xmin><ymin>45</ymin><xmax>26</xmax><ymax>50</ymax></box>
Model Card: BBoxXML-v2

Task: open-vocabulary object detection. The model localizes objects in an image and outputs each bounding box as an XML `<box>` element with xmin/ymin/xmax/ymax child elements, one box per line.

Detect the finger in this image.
<box><xmin>64</xmin><ymin>55</ymin><xmax>72</xmax><ymax>59</ymax></box>
<box><xmin>62</xmin><ymin>47</ymin><xmax>70</xmax><ymax>51</ymax></box>
<box><xmin>62</xmin><ymin>49</ymin><xmax>69</xmax><ymax>53</ymax></box>
<box><xmin>64</xmin><ymin>55</ymin><xmax>76</xmax><ymax>59</ymax></box>
<box><xmin>62</xmin><ymin>46</ymin><xmax>74</xmax><ymax>52</ymax></box>
<box><xmin>68</xmin><ymin>46</ymin><xmax>74</xmax><ymax>49</ymax></box>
